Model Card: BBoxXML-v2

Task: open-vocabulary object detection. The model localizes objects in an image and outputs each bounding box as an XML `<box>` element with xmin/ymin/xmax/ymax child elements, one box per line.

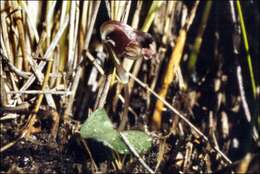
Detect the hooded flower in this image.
<box><xmin>100</xmin><ymin>20</ymin><xmax>155</xmax><ymax>60</ymax></box>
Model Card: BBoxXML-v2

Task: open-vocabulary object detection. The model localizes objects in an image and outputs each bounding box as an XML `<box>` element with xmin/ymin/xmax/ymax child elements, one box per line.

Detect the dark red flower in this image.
<box><xmin>100</xmin><ymin>20</ymin><xmax>155</xmax><ymax>60</ymax></box>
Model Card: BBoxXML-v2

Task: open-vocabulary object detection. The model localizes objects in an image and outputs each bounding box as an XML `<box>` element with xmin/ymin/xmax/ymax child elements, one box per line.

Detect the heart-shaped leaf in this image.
<box><xmin>80</xmin><ymin>109</ymin><xmax>152</xmax><ymax>154</ymax></box>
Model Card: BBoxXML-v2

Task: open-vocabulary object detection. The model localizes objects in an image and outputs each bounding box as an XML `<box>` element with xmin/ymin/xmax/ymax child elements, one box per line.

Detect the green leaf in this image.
<box><xmin>80</xmin><ymin>108</ymin><xmax>152</xmax><ymax>154</ymax></box>
<box><xmin>80</xmin><ymin>109</ymin><xmax>128</xmax><ymax>154</ymax></box>
<box><xmin>121</xmin><ymin>130</ymin><xmax>152</xmax><ymax>154</ymax></box>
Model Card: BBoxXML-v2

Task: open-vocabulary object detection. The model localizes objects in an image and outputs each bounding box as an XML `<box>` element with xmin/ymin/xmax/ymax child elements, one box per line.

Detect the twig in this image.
<box><xmin>236</xmin><ymin>66</ymin><xmax>252</xmax><ymax>122</ymax></box>
<box><xmin>183</xmin><ymin>142</ymin><xmax>193</xmax><ymax>172</ymax></box>
<box><xmin>1</xmin><ymin>50</ymin><xmax>31</xmax><ymax>79</ymax></box>
<box><xmin>155</xmin><ymin>138</ymin><xmax>167</xmax><ymax>172</ymax></box>
<box><xmin>0</xmin><ymin>114</ymin><xmax>20</xmax><ymax>120</ymax></box>
<box><xmin>7</xmin><ymin>90</ymin><xmax>72</xmax><ymax>95</ymax></box>
<box><xmin>0</xmin><ymin>138</ymin><xmax>20</xmax><ymax>153</ymax></box>
<box><xmin>85</xmin><ymin>51</ymin><xmax>105</xmax><ymax>75</ymax></box>
<box><xmin>118</xmin><ymin>94</ymin><xmax>138</xmax><ymax>119</ymax></box>
<box><xmin>81</xmin><ymin>139</ymin><xmax>99</xmax><ymax>172</ymax></box>
<box><xmin>120</xmin><ymin>132</ymin><xmax>155</xmax><ymax>174</ymax></box>
<box><xmin>0</xmin><ymin>52</ymin><xmax>8</xmax><ymax>106</ymax></box>
<box><xmin>0</xmin><ymin>102</ymin><xmax>30</xmax><ymax>114</ymax></box>
<box><xmin>49</xmin><ymin>109</ymin><xmax>60</xmax><ymax>140</ymax></box>
<box><xmin>94</xmin><ymin>74</ymin><xmax>112</xmax><ymax>109</ymax></box>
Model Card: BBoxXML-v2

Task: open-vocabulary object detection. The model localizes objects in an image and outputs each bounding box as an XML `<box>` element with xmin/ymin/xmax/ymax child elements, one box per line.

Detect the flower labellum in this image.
<box><xmin>100</xmin><ymin>20</ymin><xmax>155</xmax><ymax>60</ymax></box>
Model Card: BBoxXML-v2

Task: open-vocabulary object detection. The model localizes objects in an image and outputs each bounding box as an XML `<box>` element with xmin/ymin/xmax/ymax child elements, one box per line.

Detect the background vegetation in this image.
<box><xmin>0</xmin><ymin>1</ymin><xmax>259</xmax><ymax>173</ymax></box>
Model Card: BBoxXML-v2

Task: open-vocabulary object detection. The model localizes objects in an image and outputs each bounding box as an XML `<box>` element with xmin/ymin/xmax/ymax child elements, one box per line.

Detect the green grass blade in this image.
<box><xmin>236</xmin><ymin>0</ymin><xmax>256</xmax><ymax>98</ymax></box>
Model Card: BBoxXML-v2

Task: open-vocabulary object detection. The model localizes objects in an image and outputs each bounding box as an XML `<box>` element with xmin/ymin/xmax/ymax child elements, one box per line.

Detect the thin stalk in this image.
<box><xmin>16</xmin><ymin>16</ymin><xmax>69</xmax><ymax>96</ymax></box>
<box><xmin>64</xmin><ymin>1</ymin><xmax>100</xmax><ymax>120</ymax></box>
<box><xmin>56</xmin><ymin>1</ymin><xmax>68</xmax><ymax>87</ymax></box>
<box><xmin>236</xmin><ymin>0</ymin><xmax>256</xmax><ymax>98</ymax></box>
<box><xmin>1</xmin><ymin>11</ymin><xmax>14</xmax><ymax>64</ymax></box>
<box><xmin>46</xmin><ymin>1</ymin><xmax>57</xmax><ymax>46</ymax></box>
<box><xmin>7</xmin><ymin>90</ymin><xmax>72</xmax><ymax>95</ymax></box>
<box><xmin>68</xmin><ymin>1</ymin><xmax>77</xmax><ymax>73</ymax></box>
<box><xmin>11</xmin><ymin>1</ymin><xmax>29</xmax><ymax>71</ymax></box>
<box><xmin>152</xmin><ymin>1</ymin><xmax>199</xmax><ymax>129</ymax></box>
<box><xmin>126</xmin><ymin>1</ymin><xmax>162</xmax><ymax>92</ymax></box>
<box><xmin>141</xmin><ymin>1</ymin><xmax>163</xmax><ymax>32</ymax></box>
<box><xmin>188</xmin><ymin>1</ymin><xmax>213</xmax><ymax>77</ymax></box>
<box><xmin>122</xmin><ymin>1</ymin><xmax>131</xmax><ymax>23</ymax></box>
<box><xmin>22</xmin><ymin>57</ymin><xmax>54</xmax><ymax>138</ymax></box>
<box><xmin>120</xmin><ymin>132</ymin><xmax>155</xmax><ymax>174</ymax></box>
<box><xmin>19</xmin><ymin>1</ymin><xmax>39</xmax><ymax>42</ymax></box>
<box><xmin>152</xmin><ymin>29</ymin><xmax>187</xmax><ymax>129</ymax></box>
